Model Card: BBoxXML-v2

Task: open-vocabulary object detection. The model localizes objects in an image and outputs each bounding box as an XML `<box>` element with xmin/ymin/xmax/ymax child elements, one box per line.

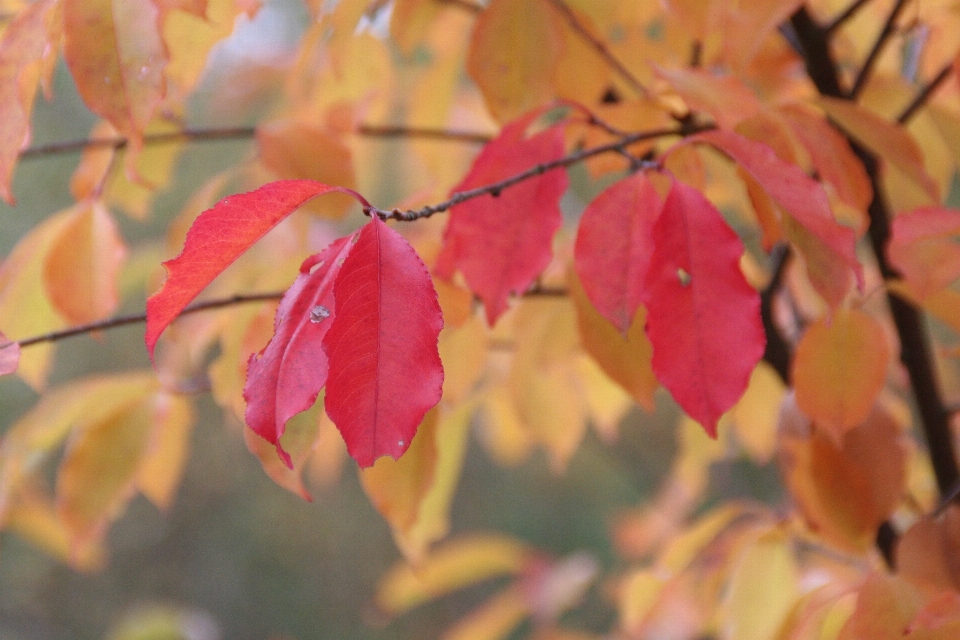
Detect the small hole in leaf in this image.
<box><xmin>308</xmin><ymin>260</ymin><xmax>325</xmax><ymax>275</ymax></box>
<box><xmin>336</xmin><ymin>258</ymin><xmax>346</xmax><ymax>267</ymax></box>
<box><xmin>677</xmin><ymin>268</ymin><xmax>692</xmax><ymax>286</ymax></box>
<box><xmin>398</xmin><ymin>440</ymin><xmax>404</xmax><ymax>447</ymax></box>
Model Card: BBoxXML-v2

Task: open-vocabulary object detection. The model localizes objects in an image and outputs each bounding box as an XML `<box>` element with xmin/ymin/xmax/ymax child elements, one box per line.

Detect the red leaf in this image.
<box><xmin>574</xmin><ymin>173</ymin><xmax>661</xmax><ymax>333</ymax></box>
<box><xmin>436</xmin><ymin>110</ymin><xmax>567</xmax><ymax>324</ymax></box>
<box><xmin>643</xmin><ymin>178</ymin><xmax>764</xmax><ymax>436</ymax></box>
<box><xmin>243</xmin><ymin>236</ymin><xmax>355</xmax><ymax>468</ymax></box>
<box><xmin>145</xmin><ymin>179</ymin><xmax>366</xmax><ymax>357</ymax></box>
<box><xmin>687</xmin><ymin>129</ymin><xmax>863</xmax><ymax>308</ymax></box>
<box><xmin>323</xmin><ymin>216</ymin><xmax>444</xmax><ymax>468</ymax></box>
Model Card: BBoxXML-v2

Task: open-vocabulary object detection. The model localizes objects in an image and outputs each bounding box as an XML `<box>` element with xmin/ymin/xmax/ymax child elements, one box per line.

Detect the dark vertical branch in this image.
<box><xmin>761</xmin><ymin>243</ymin><xmax>792</xmax><ymax>384</ymax></box>
<box><xmin>849</xmin><ymin>0</ymin><xmax>909</xmax><ymax>99</ymax></box>
<box><xmin>787</xmin><ymin>6</ymin><xmax>960</xmax><ymax>500</ymax></box>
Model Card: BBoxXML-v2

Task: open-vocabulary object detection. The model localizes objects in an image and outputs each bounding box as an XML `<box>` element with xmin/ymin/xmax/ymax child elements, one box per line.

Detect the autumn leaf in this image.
<box><xmin>145</xmin><ymin>179</ymin><xmax>366</xmax><ymax>356</ymax></box>
<box><xmin>323</xmin><ymin>215</ymin><xmax>444</xmax><ymax>468</ymax></box>
<box><xmin>466</xmin><ymin>0</ymin><xmax>560</xmax><ymax>123</ymax></box>
<box><xmin>63</xmin><ymin>0</ymin><xmax>167</xmax><ymax>159</ymax></box>
<box><xmin>436</xmin><ymin>110</ymin><xmax>567</xmax><ymax>325</ymax></box>
<box><xmin>243</xmin><ymin>237</ymin><xmax>354</xmax><ymax>468</ymax></box>
<box><xmin>0</xmin><ymin>0</ymin><xmax>60</xmax><ymax>204</ymax></box>
<box><xmin>574</xmin><ymin>173</ymin><xmax>660</xmax><ymax>333</ymax></box>
<box><xmin>642</xmin><ymin>177</ymin><xmax>764</xmax><ymax>437</ymax></box>
<box><xmin>887</xmin><ymin>206</ymin><xmax>960</xmax><ymax>301</ymax></box>
<box><xmin>688</xmin><ymin>129</ymin><xmax>863</xmax><ymax>309</ymax></box>
<box><xmin>792</xmin><ymin>308</ymin><xmax>891</xmax><ymax>441</ymax></box>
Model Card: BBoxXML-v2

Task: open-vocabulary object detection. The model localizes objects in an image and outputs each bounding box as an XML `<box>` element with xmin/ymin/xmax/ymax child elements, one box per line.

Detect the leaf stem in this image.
<box><xmin>849</xmin><ymin>0</ymin><xmax>909</xmax><ymax>99</ymax></box>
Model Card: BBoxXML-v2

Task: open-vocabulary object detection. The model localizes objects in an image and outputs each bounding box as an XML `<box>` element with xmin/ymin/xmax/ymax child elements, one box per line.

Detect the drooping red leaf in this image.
<box><xmin>0</xmin><ymin>331</ymin><xmax>19</xmax><ymax>376</ymax></box>
<box><xmin>574</xmin><ymin>173</ymin><xmax>661</xmax><ymax>333</ymax></box>
<box><xmin>323</xmin><ymin>216</ymin><xmax>444</xmax><ymax>468</ymax></box>
<box><xmin>243</xmin><ymin>236</ymin><xmax>355</xmax><ymax>468</ymax></box>
<box><xmin>436</xmin><ymin>110</ymin><xmax>567</xmax><ymax>325</ymax></box>
<box><xmin>642</xmin><ymin>178</ymin><xmax>764</xmax><ymax>437</ymax></box>
<box><xmin>686</xmin><ymin>129</ymin><xmax>863</xmax><ymax>309</ymax></box>
<box><xmin>145</xmin><ymin>179</ymin><xmax>366</xmax><ymax>357</ymax></box>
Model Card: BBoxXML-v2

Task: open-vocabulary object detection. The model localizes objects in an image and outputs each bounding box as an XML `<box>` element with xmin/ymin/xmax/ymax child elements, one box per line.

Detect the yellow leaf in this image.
<box><xmin>570</xmin><ymin>272</ymin><xmax>657</xmax><ymax>411</ymax></box>
<box><xmin>477</xmin><ymin>386</ymin><xmax>534</xmax><ymax>467</ymax></box>
<box><xmin>361</xmin><ymin>408</ymin><xmax>440</xmax><ymax>542</ymax></box>
<box><xmin>63</xmin><ymin>0</ymin><xmax>166</xmax><ymax>155</ymax></box>
<box><xmin>390</xmin><ymin>0</ymin><xmax>444</xmax><ymax>54</ymax></box>
<box><xmin>466</xmin><ymin>0</ymin><xmax>561</xmax><ymax>123</ymax></box>
<box><xmin>721</xmin><ymin>0</ymin><xmax>805</xmax><ymax>71</ymax></box>
<box><xmin>376</xmin><ymin>534</ymin><xmax>533</xmax><ymax>615</ymax></box>
<box><xmin>443</xmin><ymin>584</ymin><xmax>529</xmax><ymax>640</ymax></box>
<box><xmin>792</xmin><ymin>308</ymin><xmax>890</xmax><ymax>442</ymax></box>
<box><xmin>244</xmin><ymin>400</ymin><xmax>322</xmax><ymax>502</ymax></box>
<box><xmin>731</xmin><ymin>361</ymin><xmax>786</xmax><ymax>463</ymax></box>
<box><xmin>0</xmin><ymin>208</ymin><xmax>72</xmax><ymax>388</ymax></box>
<box><xmin>574</xmin><ymin>354</ymin><xmax>632</xmax><ymax>443</ymax></box>
<box><xmin>398</xmin><ymin>401</ymin><xmax>475</xmax><ymax>562</ymax></box>
<box><xmin>42</xmin><ymin>200</ymin><xmax>127</xmax><ymax>325</ymax></box>
<box><xmin>549</xmin><ymin>3</ymin><xmax>612</xmax><ymax>105</ymax></box>
<box><xmin>135</xmin><ymin>392</ymin><xmax>194</xmax><ymax>511</ymax></box>
<box><xmin>818</xmin><ymin>96</ymin><xmax>940</xmax><ymax>203</ymax></box>
<box><xmin>56</xmin><ymin>394</ymin><xmax>159</xmax><ymax>546</ymax></box>
<box><xmin>439</xmin><ymin>314</ymin><xmax>488</xmax><ymax>406</ymax></box>
<box><xmin>722</xmin><ymin>526</ymin><xmax>800</xmax><ymax>640</ymax></box>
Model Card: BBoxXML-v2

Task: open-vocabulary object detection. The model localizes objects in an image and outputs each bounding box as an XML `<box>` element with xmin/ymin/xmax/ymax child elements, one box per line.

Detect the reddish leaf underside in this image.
<box><xmin>643</xmin><ymin>178</ymin><xmax>764</xmax><ymax>436</ymax></box>
<box><xmin>688</xmin><ymin>129</ymin><xmax>863</xmax><ymax>309</ymax></box>
<box><xmin>574</xmin><ymin>173</ymin><xmax>661</xmax><ymax>334</ymax></box>
<box><xmin>145</xmin><ymin>180</ymin><xmax>366</xmax><ymax>356</ymax></box>
<box><xmin>323</xmin><ymin>216</ymin><xmax>444</xmax><ymax>468</ymax></box>
<box><xmin>436</xmin><ymin>110</ymin><xmax>567</xmax><ymax>325</ymax></box>
<box><xmin>243</xmin><ymin>236</ymin><xmax>355</xmax><ymax>468</ymax></box>
<box><xmin>887</xmin><ymin>206</ymin><xmax>960</xmax><ymax>300</ymax></box>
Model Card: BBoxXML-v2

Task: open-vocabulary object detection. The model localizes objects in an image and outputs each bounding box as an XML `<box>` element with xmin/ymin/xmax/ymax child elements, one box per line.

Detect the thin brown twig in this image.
<box><xmin>849</xmin><ymin>0</ymin><xmax>910</xmax><ymax>99</ymax></box>
<box><xmin>18</xmin><ymin>125</ymin><xmax>494</xmax><ymax>160</ymax></box>
<box><xmin>897</xmin><ymin>61</ymin><xmax>956</xmax><ymax>123</ymax></box>
<box><xmin>369</xmin><ymin>124</ymin><xmax>710</xmax><ymax>222</ymax></box>
<box><xmin>826</xmin><ymin>0</ymin><xmax>876</xmax><ymax>34</ymax></box>
<box><xmin>546</xmin><ymin>0</ymin><xmax>650</xmax><ymax>99</ymax></box>
<box><xmin>13</xmin><ymin>292</ymin><xmax>285</xmax><ymax>349</ymax></box>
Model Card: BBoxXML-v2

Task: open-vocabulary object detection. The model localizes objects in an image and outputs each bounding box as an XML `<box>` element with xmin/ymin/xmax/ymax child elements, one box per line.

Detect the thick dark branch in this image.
<box><xmin>13</xmin><ymin>292</ymin><xmax>285</xmax><ymax>349</ymax></box>
<box><xmin>849</xmin><ymin>0</ymin><xmax>909</xmax><ymax>99</ymax></box>
<box><xmin>19</xmin><ymin>125</ymin><xmax>493</xmax><ymax>160</ymax></box>
<box><xmin>546</xmin><ymin>0</ymin><xmax>650</xmax><ymax>98</ymax></box>
<box><xmin>760</xmin><ymin>243</ymin><xmax>792</xmax><ymax>383</ymax></box>
<box><xmin>897</xmin><ymin>62</ymin><xmax>956</xmax><ymax>123</ymax></box>
<box><xmin>369</xmin><ymin>124</ymin><xmax>711</xmax><ymax>222</ymax></box>
<box><xmin>789</xmin><ymin>9</ymin><xmax>846</xmax><ymax>96</ymax></box>
<box><xmin>826</xmin><ymin>0</ymin><xmax>877</xmax><ymax>34</ymax></box>
<box><xmin>789</xmin><ymin>5</ymin><xmax>959</xmax><ymax>500</ymax></box>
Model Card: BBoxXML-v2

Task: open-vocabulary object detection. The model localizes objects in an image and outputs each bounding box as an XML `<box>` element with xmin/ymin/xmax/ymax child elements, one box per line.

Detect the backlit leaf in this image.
<box><xmin>145</xmin><ymin>180</ymin><xmax>365</xmax><ymax>356</ymax></box>
<box><xmin>0</xmin><ymin>0</ymin><xmax>60</xmax><ymax>204</ymax></box>
<box><xmin>721</xmin><ymin>0</ymin><xmax>804</xmax><ymax>71</ymax></box>
<box><xmin>643</xmin><ymin>178</ymin><xmax>764</xmax><ymax>437</ymax></box>
<box><xmin>569</xmin><ymin>272</ymin><xmax>657</xmax><ymax>411</ymax></box>
<box><xmin>887</xmin><ymin>206</ymin><xmax>960</xmax><ymax>301</ymax></box>
<box><xmin>134</xmin><ymin>392</ymin><xmax>193</xmax><ymax>511</ymax></box>
<box><xmin>323</xmin><ymin>216</ymin><xmax>444</xmax><ymax>468</ymax></box>
<box><xmin>243</xmin><ymin>237</ymin><xmax>354</xmax><ymax>468</ymax></box>
<box><xmin>690</xmin><ymin>129</ymin><xmax>862</xmax><ymax>309</ymax></box>
<box><xmin>436</xmin><ymin>111</ymin><xmax>567</xmax><ymax>324</ymax></box>
<box><xmin>466</xmin><ymin>0</ymin><xmax>560</xmax><ymax>123</ymax></box>
<box><xmin>42</xmin><ymin>200</ymin><xmax>127</xmax><ymax>325</ymax></box>
<box><xmin>376</xmin><ymin>533</ymin><xmax>533</xmax><ymax>615</ymax></box>
<box><xmin>792</xmin><ymin>308</ymin><xmax>890</xmax><ymax>442</ymax></box>
<box><xmin>574</xmin><ymin>173</ymin><xmax>661</xmax><ymax>333</ymax></box>
<box><xmin>819</xmin><ymin>96</ymin><xmax>940</xmax><ymax>202</ymax></box>
<box><xmin>63</xmin><ymin>0</ymin><xmax>167</xmax><ymax>157</ymax></box>
<box><xmin>655</xmin><ymin>66</ymin><xmax>762</xmax><ymax>130</ymax></box>
<box><xmin>837</xmin><ymin>574</ymin><xmax>924</xmax><ymax>640</ymax></box>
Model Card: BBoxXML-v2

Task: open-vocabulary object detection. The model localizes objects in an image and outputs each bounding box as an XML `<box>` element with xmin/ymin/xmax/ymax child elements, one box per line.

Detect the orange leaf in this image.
<box><xmin>819</xmin><ymin>96</ymin><xmax>940</xmax><ymax>203</ymax></box>
<box><xmin>897</xmin><ymin>505</ymin><xmax>960</xmax><ymax>593</ymax></box>
<box><xmin>655</xmin><ymin>66</ymin><xmax>762</xmax><ymax>130</ymax></box>
<box><xmin>42</xmin><ymin>200</ymin><xmax>127</xmax><ymax>325</ymax></box>
<box><xmin>792</xmin><ymin>308</ymin><xmax>890</xmax><ymax>441</ymax></box>
<box><xmin>466</xmin><ymin>0</ymin><xmax>561</xmax><ymax>123</ymax></box>
<box><xmin>63</xmin><ymin>0</ymin><xmax>167</xmax><ymax>156</ymax></box>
